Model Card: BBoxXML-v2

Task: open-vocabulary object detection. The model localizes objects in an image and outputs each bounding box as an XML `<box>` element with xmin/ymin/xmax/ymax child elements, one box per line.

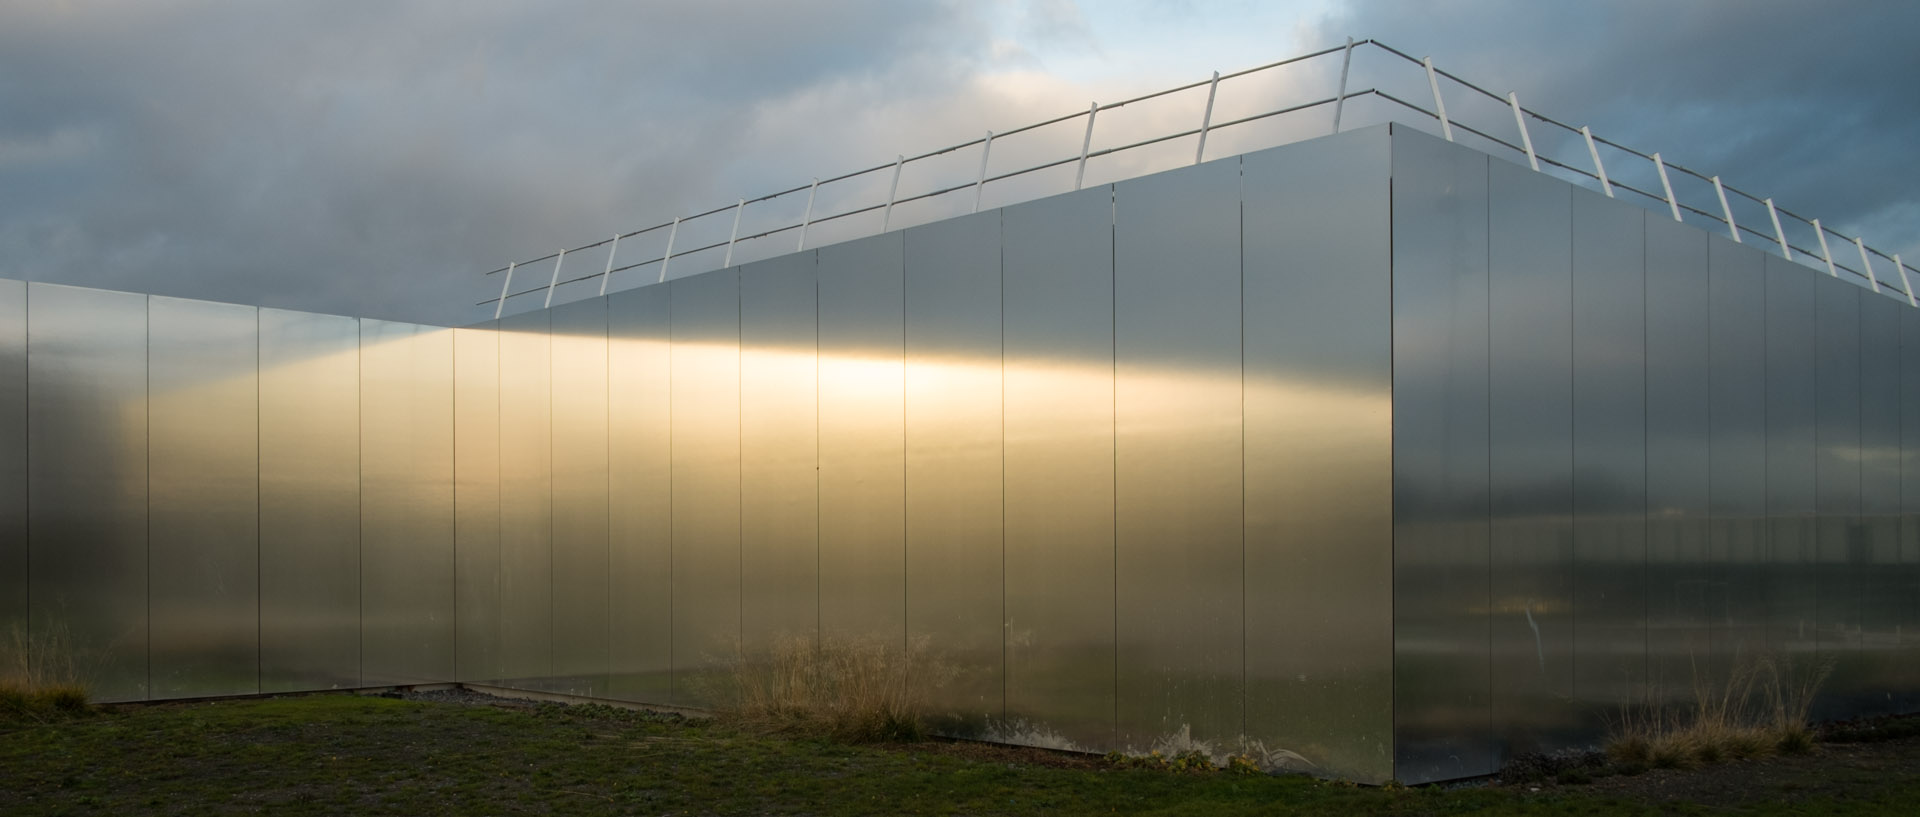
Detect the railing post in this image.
<box><xmin>1331</xmin><ymin>37</ymin><xmax>1354</xmax><ymax>134</ymax></box>
<box><xmin>1766</xmin><ymin>198</ymin><xmax>1791</xmax><ymax>259</ymax></box>
<box><xmin>1855</xmin><ymin>237</ymin><xmax>1882</xmax><ymax>293</ymax></box>
<box><xmin>1712</xmin><ymin>176</ymin><xmax>1740</xmax><ymax>243</ymax></box>
<box><xmin>1812</xmin><ymin>218</ymin><xmax>1838</xmax><ymax>277</ymax></box>
<box><xmin>798</xmin><ymin>178</ymin><xmax>819</xmax><ymax>251</ymax></box>
<box><xmin>1581</xmin><ymin>126</ymin><xmax>1613</xmax><ymax>197</ymax></box>
<box><xmin>881</xmin><ymin>155</ymin><xmax>904</xmax><ymax>231</ymax></box>
<box><xmin>1653</xmin><ymin>153</ymin><xmax>1681</xmax><ymax>222</ymax></box>
<box><xmin>598</xmin><ymin>234</ymin><xmax>621</xmax><ymax>296</ymax></box>
<box><xmin>1195</xmin><ymin>71</ymin><xmax>1221</xmax><ymax>164</ymax></box>
<box><xmin>494</xmin><ymin>261</ymin><xmax>516</xmax><ymax>320</ymax></box>
<box><xmin>723</xmin><ymin>199</ymin><xmax>745</xmax><ymax>267</ymax></box>
<box><xmin>1508</xmin><ymin>92</ymin><xmax>1538</xmax><ymax>171</ymax></box>
<box><xmin>973</xmin><ymin>131</ymin><xmax>994</xmax><ymax>212</ymax></box>
<box><xmin>1423</xmin><ymin>57</ymin><xmax>1453</xmax><ymax>142</ymax></box>
<box><xmin>1074</xmin><ymin>103</ymin><xmax>1098</xmax><ymax>190</ymax></box>
<box><xmin>1897</xmin><ymin>254</ymin><xmax>1916</xmax><ymax>307</ymax></box>
<box><xmin>657</xmin><ymin>217</ymin><xmax>680</xmax><ymax>284</ymax></box>
<box><xmin>543</xmin><ymin>248</ymin><xmax>566</xmax><ymax>309</ymax></box>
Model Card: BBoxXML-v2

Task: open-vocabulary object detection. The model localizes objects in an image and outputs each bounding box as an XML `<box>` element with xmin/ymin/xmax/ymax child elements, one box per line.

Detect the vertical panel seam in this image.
<box><xmin>735</xmin><ymin>272</ymin><xmax>743</xmax><ymax>670</ymax></box>
<box><xmin>452</xmin><ymin>327</ymin><xmax>460</xmax><ymax>685</ymax></box>
<box><xmin>607</xmin><ymin>305</ymin><xmax>615</xmax><ymax>695</ymax></box>
<box><xmin>1390</xmin><ymin>139</ymin><xmax>1405</xmax><ymax>770</ymax></box>
<box><xmin>548</xmin><ymin>317</ymin><xmax>555</xmax><ymax>683</ymax></box>
<box><xmin>1641</xmin><ymin>214</ymin><xmax>1652</xmax><ymax>695</ymax></box>
<box><xmin>19</xmin><ymin>283</ymin><xmax>27</xmax><ymax>663</ymax></box>
<box><xmin>145</xmin><ymin>295</ymin><xmax>152</xmax><ymax>699</ymax></box>
<box><xmin>495</xmin><ymin>323</ymin><xmax>504</xmax><ymax>686</ymax></box>
<box><xmin>668</xmin><ymin>290</ymin><xmax>676</xmax><ymax>703</ymax></box>
<box><xmin>1006</xmin><ymin>206</ymin><xmax>1021</xmax><ymax>728</ymax></box>
<box><xmin>814</xmin><ymin>251</ymin><xmax>822</xmax><ymax>651</ymax></box>
<box><xmin>255</xmin><ymin>308</ymin><xmax>263</xmax><ymax>693</ymax></box>
<box><xmin>1480</xmin><ymin>155</ymin><xmax>1494</xmax><ymax>766</ymax></box>
<box><xmin>901</xmin><ymin>231</ymin><xmax>909</xmax><ymax>668</ymax></box>
<box><xmin>1109</xmin><ymin>182</ymin><xmax>1119</xmax><ymax>745</ymax></box>
<box><xmin>357</xmin><ymin>320</ymin><xmax>364</xmax><ymax>688</ymax></box>
<box><xmin>1238</xmin><ymin>157</ymin><xmax>1249</xmax><ymax>743</ymax></box>
<box><xmin>1568</xmin><ymin>185</ymin><xmax>1580</xmax><ymax>708</ymax></box>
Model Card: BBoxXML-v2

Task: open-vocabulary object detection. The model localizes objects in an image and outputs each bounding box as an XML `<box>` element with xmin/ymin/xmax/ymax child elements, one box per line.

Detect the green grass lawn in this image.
<box><xmin>3</xmin><ymin>693</ymin><xmax>1918</xmax><ymax>816</ymax></box>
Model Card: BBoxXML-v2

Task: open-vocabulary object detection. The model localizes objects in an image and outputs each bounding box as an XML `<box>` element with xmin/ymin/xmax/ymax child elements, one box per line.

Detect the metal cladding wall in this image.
<box><xmin>0</xmin><ymin>129</ymin><xmax>1397</xmax><ymax>780</ymax></box>
<box><xmin>5</xmin><ymin>124</ymin><xmax>1920</xmax><ymax>785</ymax></box>
<box><xmin>1390</xmin><ymin>125</ymin><xmax>1920</xmax><ymax>782</ymax></box>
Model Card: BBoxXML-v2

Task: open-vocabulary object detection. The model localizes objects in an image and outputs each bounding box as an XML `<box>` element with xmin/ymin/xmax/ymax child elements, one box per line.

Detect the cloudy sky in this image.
<box><xmin>3</xmin><ymin>0</ymin><xmax>1916</xmax><ymax>326</ymax></box>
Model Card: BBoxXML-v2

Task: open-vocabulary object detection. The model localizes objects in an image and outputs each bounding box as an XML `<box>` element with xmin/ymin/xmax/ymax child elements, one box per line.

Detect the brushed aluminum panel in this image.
<box><xmin>904</xmin><ymin>210</ymin><xmax>1003</xmax><ymax>736</ymax></box>
<box><xmin>817</xmin><ymin>233</ymin><xmax>906</xmax><ymax>651</ymax></box>
<box><xmin>1001</xmin><ymin>185</ymin><xmax>1116</xmax><ymax>752</ymax></box>
<box><xmin>1902</xmin><ymin>302</ymin><xmax>1920</xmax><ymax>711</ymax></box>
<box><xmin>1708</xmin><ymin>239</ymin><xmax>1769</xmax><ymax>679</ymax></box>
<box><xmin>497</xmin><ymin>309</ymin><xmax>552</xmax><ymax>686</ymax></box>
<box><xmin>1813</xmin><ymin>275</ymin><xmax>1862</xmax><ymax>716</ymax></box>
<box><xmin>1242</xmin><ymin>131</ymin><xmax>1392</xmax><ymax>781</ymax></box>
<box><xmin>147</xmin><ymin>297</ymin><xmax>258</xmax><ymax>698</ymax></box>
<box><xmin>1858</xmin><ymin>295</ymin><xmax>1903</xmax><ymax>714</ymax></box>
<box><xmin>1484</xmin><ymin>157</ymin><xmax>1576</xmax><ymax>758</ymax></box>
<box><xmin>739</xmin><ymin>253</ymin><xmax>819</xmax><ymax>657</ymax></box>
<box><xmin>1645</xmin><ymin>217</ymin><xmax>1710</xmax><ymax>706</ymax></box>
<box><xmin>0</xmin><ymin>280</ymin><xmax>22</xmax><ymax>655</ymax></box>
<box><xmin>1570</xmin><ymin>190</ymin><xmax>1646</xmax><ymax>720</ymax></box>
<box><xmin>1765</xmin><ymin>256</ymin><xmax>1818</xmax><ymax>659</ymax></box>
<box><xmin>359</xmin><ymin>320</ymin><xmax>455</xmax><ymax>685</ymax></box>
<box><xmin>453</xmin><ymin>324</ymin><xmax>502</xmax><ymax>685</ymax></box>
<box><xmin>550</xmin><ymin>298</ymin><xmax>611</xmax><ymax>697</ymax></box>
<box><xmin>608</xmin><ymin>285</ymin><xmax>672</xmax><ymax>702</ymax></box>
<box><xmin>1113</xmin><ymin>156</ymin><xmax>1243</xmax><ymax>754</ymax></box>
<box><xmin>27</xmin><ymin>283</ymin><xmax>148</xmax><ymax>701</ymax></box>
<box><xmin>260</xmin><ymin>308</ymin><xmax>361</xmax><ymax>692</ymax></box>
<box><xmin>1390</xmin><ymin>126</ymin><xmax>1494</xmax><ymax>781</ymax></box>
<box><xmin>669</xmin><ymin>270</ymin><xmax>741</xmax><ymax>707</ymax></box>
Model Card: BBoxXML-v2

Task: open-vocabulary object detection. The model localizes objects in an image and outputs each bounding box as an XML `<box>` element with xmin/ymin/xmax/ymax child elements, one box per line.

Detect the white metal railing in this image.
<box><xmin>478</xmin><ymin>38</ymin><xmax>1918</xmax><ymax>316</ymax></box>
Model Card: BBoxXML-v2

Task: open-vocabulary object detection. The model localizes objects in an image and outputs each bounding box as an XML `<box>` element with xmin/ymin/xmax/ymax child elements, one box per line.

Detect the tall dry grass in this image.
<box><xmin>1607</xmin><ymin>651</ymin><xmax>1831</xmax><ymax>768</ymax></box>
<box><xmin>1</xmin><ymin>624</ymin><xmax>91</xmax><ymax>722</ymax></box>
<box><xmin>716</xmin><ymin>634</ymin><xmax>948</xmax><ymax>743</ymax></box>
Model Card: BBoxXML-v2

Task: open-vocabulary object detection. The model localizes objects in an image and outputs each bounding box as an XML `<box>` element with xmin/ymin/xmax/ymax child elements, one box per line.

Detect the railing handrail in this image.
<box><xmin>477</xmin><ymin>38</ymin><xmax>1917</xmax><ymax>314</ymax></box>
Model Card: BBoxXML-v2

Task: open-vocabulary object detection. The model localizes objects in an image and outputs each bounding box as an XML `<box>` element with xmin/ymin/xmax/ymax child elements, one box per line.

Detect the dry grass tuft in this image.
<box><xmin>716</xmin><ymin>635</ymin><xmax>949</xmax><ymax>743</ymax></box>
<box><xmin>1</xmin><ymin>624</ymin><xmax>91</xmax><ymax>723</ymax></box>
<box><xmin>1605</xmin><ymin>651</ymin><xmax>1831</xmax><ymax>770</ymax></box>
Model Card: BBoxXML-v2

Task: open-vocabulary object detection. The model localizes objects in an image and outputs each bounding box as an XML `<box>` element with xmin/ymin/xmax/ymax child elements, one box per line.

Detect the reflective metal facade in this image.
<box><xmin>1392</xmin><ymin>127</ymin><xmax>1494</xmax><ymax>782</ymax></box>
<box><xmin>1645</xmin><ymin>216</ymin><xmax>1710</xmax><ymax>708</ymax></box>
<box><xmin>1000</xmin><ymin>185</ymin><xmax>1116</xmax><ymax>752</ymax></box>
<box><xmin>148</xmin><ymin>297</ymin><xmax>259</xmax><ymax>699</ymax></box>
<box><xmin>0</xmin><ymin>280</ymin><xmax>23</xmax><ymax>655</ymax></box>
<box><xmin>1114</xmin><ymin>154</ymin><xmax>1245</xmax><ymax>755</ymax></box>
<box><xmin>1387</xmin><ymin>124</ymin><xmax>1920</xmax><ymax>782</ymax></box>
<box><xmin>606</xmin><ymin>285</ymin><xmax>673</xmax><ymax>702</ymax></box>
<box><xmin>496</xmin><ymin>309</ymin><xmax>553</xmax><ymax>688</ymax></box>
<box><xmin>550</xmin><ymin>298</ymin><xmax>611</xmax><ymax>698</ymax></box>
<box><xmin>453</xmin><ymin>324</ymin><xmax>501</xmax><ymax>686</ymax></box>
<box><xmin>11</xmin><ymin>124</ymin><xmax>1920</xmax><ymax>785</ymax></box>
<box><xmin>26</xmin><ymin>284</ymin><xmax>148</xmax><ymax>702</ymax></box>
<box><xmin>737</xmin><ymin>252</ymin><xmax>819</xmax><ymax>657</ymax></box>
<box><xmin>260</xmin><ymin>308</ymin><xmax>361</xmax><ymax>692</ymax></box>
<box><xmin>358</xmin><ymin>320</ymin><xmax>455</xmax><ymax>686</ymax></box>
<box><xmin>669</xmin><ymin>269</ymin><xmax>741</xmax><ymax>707</ymax></box>
<box><xmin>1241</xmin><ymin>129</ymin><xmax>1393</xmax><ymax>779</ymax></box>
<box><xmin>1485</xmin><ymin>158</ymin><xmax>1575</xmax><ymax>759</ymax></box>
<box><xmin>903</xmin><ymin>210</ymin><xmax>1004</xmax><ymax>735</ymax></box>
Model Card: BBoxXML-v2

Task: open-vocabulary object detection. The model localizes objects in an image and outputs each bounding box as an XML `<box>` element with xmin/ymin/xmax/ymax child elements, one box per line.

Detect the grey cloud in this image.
<box><xmin>1313</xmin><ymin>0</ymin><xmax>1920</xmax><ymax>261</ymax></box>
<box><xmin>5</xmin><ymin>0</ymin><xmax>1915</xmax><ymax>329</ymax></box>
<box><xmin>0</xmin><ymin>0</ymin><xmax>991</xmax><ymax>325</ymax></box>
